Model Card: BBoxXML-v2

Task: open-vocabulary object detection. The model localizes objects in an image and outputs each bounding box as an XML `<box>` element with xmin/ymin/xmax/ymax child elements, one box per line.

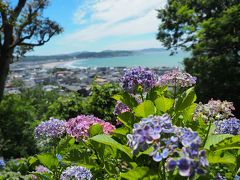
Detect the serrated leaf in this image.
<box><xmin>175</xmin><ymin>87</ymin><xmax>196</xmax><ymax>111</ymax></box>
<box><xmin>89</xmin><ymin>124</ymin><xmax>103</xmax><ymax>137</ymax></box>
<box><xmin>207</xmin><ymin>151</ymin><xmax>236</xmax><ymax>165</ymax></box>
<box><xmin>133</xmin><ymin>100</ymin><xmax>156</xmax><ymax>118</ymax></box>
<box><xmin>117</xmin><ymin>112</ymin><xmax>134</xmax><ymax>128</ymax></box>
<box><xmin>90</xmin><ymin>134</ymin><xmax>132</xmax><ymax>158</ymax></box>
<box><xmin>112</xmin><ymin>92</ymin><xmax>138</xmax><ymax>108</ymax></box>
<box><xmin>204</xmin><ymin>134</ymin><xmax>233</xmax><ymax>150</ymax></box>
<box><xmin>120</xmin><ymin>166</ymin><xmax>150</xmax><ymax>180</ymax></box>
<box><xmin>211</xmin><ymin>135</ymin><xmax>240</xmax><ymax>151</ymax></box>
<box><xmin>146</xmin><ymin>86</ymin><xmax>167</xmax><ymax>101</ymax></box>
<box><xmin>114</xmin><ymin>127</ymin><xmax>129</xmax><ymax>136</ymax></box>
<box><xmin>182</xmin><ymin>103</ymin><xmax>196</xmax><ymax>121</ymax></box>
<box><xmin>154</xmin><ymin>96</ymin><xmax>174</xmax><ymax>113</ymax></box>
<box><xmin>28</xmin><ymin>156</ymin><xmax>38</xmax><ymax>166</ymax></box>
<box><xmin>37</xmin><ymin>153</ymin><xmax>58</xmax><ymax>170</ymax></box>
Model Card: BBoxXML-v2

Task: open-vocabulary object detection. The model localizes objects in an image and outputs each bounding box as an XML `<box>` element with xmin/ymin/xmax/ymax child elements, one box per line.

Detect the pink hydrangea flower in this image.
<box><xmin>35</xmin><ymin>165</ymin><xmax>51</xmax><ymax>173</ymax></box>
<box><xmin>66</xmin><ymin>115</ymin><xmax>115</xmax><ymax>141</ymax></box>
<box><xmin>159</xmin><ymin>69</ymin><xmax>197</xmax><ymax>87</ymax></box>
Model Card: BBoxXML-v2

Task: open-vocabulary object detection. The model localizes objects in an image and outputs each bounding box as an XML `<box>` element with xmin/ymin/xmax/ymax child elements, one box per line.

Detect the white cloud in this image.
<box><xmin>106</xmin><ymin>39</ymin><xmax>163</xmax><ymax>50</ymax></box>
<box><xmin>73</xmin><ymin>9</ymin><xmax>87</xmax><ymax>24</ymax></box>
<box><xmin>67</xmin><ymin>0</ymin><xmax>166</xmax><ymax>42</ymax></box>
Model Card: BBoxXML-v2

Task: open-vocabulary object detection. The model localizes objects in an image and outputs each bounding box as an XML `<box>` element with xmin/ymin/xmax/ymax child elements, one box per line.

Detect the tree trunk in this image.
<box><xmin>0</xmin><ymin>50</ymin><xmax>11</xmax><ymax>101</ymax></box>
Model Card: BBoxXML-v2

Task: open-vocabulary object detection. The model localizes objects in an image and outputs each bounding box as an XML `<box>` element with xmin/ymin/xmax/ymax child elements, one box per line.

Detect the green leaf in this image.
<box><xmin>112</xmin><ymin>92</ymin><xmax>138</xmax><ymax>108</ymax></box>
<box><xmin>28</xmin><ymin>156</ymin><xmax>38</xmax><ymax>166</ymax></box>
<box><xmin>133</xmin><ymin>100</ymin><xmax>156</xmax><ymax>118</ymax></box>
<box><xmin>207</xmin><ymin>151</ymin><xmax>236</xmax><ymax>165</ymax></box>
<box><xmin>90</xmin><ymin>134</ymin><xmax>132</xmax><ymax>158</ymax></box>
<box><xmin>204</xmin><ymin>134</ymin><xmax>233</xmax><ymax>150</ymax></box>
<box><xmin>120</xmin><ymin>166</ymin><xmax>150</xmax><ymax>180</ymax></box>
<box><xmin>175</xmin><ymin>87</ymin><xmax>196</xmax><ymax>112</ymax></box>
<box><xmin>154</xmin><ymin>96</ymin><xmax>174</xmax><ymax>113</ymax></box>
<box><xmin>89</xmin><ymin>124</ymin><xmax>103</xmax><ymax>137</ymax></box>
<box><xmin>182</xmin><ymin>103</ymin><xmax>196</xmax><ymax>122</ymax></box>
<box><xmin>113</xmin><ymin>127</ymin><xmax>129</xmax><ymax>136</ymax></box>
<box><xmin>117</xmin><ymin>112</ymin><xmax>134</xmax><ymax>128</ymax></box>
<box><xmin>37</xmin><ymin>153</ymin><xmax>58</xmax><ymax>170</ymax></box>
<box><xmin>146</xmin><ymin>86</ymin><xmax>167</xmax><ymax>101</ymax></box>
<box><xmin>211</xmin><ymin>135</ymin><xmax>240</xmax><ymax>151</ymax></box>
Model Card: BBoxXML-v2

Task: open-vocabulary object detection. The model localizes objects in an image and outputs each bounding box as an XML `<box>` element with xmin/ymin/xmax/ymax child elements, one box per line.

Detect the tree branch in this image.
<box><xmin>10</xmin><ymin>0</ymin><xmax>27</xmax><ymax>22</ymax></box>
<box><xmin>19</xmin><ymin>30</ymin><xmax>57</xmax><ymax>46</ymax></box>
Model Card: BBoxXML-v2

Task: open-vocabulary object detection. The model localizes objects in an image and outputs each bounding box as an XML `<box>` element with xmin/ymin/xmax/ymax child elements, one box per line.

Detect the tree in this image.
<box><xmin>157</xmin><ymin>0</ymin><xmax>240</xmax><ymax>116</ymax></box>
<box><xmin>0</xmin><ymin>0</ymin><xmax>63</xmax><ymax>100</ymax></box>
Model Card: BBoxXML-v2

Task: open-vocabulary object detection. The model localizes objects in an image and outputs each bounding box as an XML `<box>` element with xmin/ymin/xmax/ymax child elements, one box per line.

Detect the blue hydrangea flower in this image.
<box><xmin>56</xmin><ymin>154</ymin><xmax>63</xmax><ymax>161</ymax></box>
<box><xmin>214</xmin><ymin>117</ymin><xmax>240</xmax><ymax>135</ymax></box>
<box><xmin>60</xmin><ymin>166</ymin><xmax>93</xmax><ymax>180</ymax></box>
<box><xmin>127</xmin><ymin>114</ymin><xmax>176</xmax><ymax>160</ymax></box>
<box><xmin>35</xmin><ymin>117</ymin><xmax>66</xmax><ymax>139</ymax></box>
<box><xmin>235</xmin><ymin>175</ymin><xmax>240</xmax><ymax>180</ymax></box>
<box><xmin>120</xmin><ymin>67</ymin><xmax>158</xmax><ymax>93</ymax></box>
<box><xmin>127</xmin><ymin>115</ymin><xmax>208</xmax><ymax>179</ymax></box>
<box><xmin>0</xmin><ymin>159</ymin><xmax>5</xmax><ymax>170</ymax></box>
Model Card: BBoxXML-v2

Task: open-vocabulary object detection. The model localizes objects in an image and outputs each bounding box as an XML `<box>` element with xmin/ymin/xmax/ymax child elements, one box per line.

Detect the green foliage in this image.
<box><xmin>133</xmin><ymin>100</ymin><xmax>156</xmax><ymax>118</ymax></box>
<box><xmin>0</xmin><ymin>94</ymin><xmax>37</xmax><ymax>158</ymax></box>
<box><xmin>157</xmin><ymin>0</ymin><xmax>240</xmax><ymax>116</ymax></box>
<box><xmin>90</xmin><ymin>134</ymin><xmax>132</xmax><ymax>158</ymax></box>
<box><xmin>86</xmin><ymin>83</ymin><xmax>120</xmax><ymax>122</ymax></box>
<box><xmin>155</xmin><ymin>96</ymin><xmax>174</xmax><ymax>114</ymax></box>
<box><xmin>44</xmin><ymin>93</ymin><xmax>85</xmax><ymax>120</ymax></box>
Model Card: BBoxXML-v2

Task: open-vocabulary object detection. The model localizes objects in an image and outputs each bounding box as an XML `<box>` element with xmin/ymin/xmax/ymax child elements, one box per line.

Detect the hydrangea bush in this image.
<box><xmin>1</xmin><ymin>67</ymin><xmax>239</xmax><ymax>180</ymax></box>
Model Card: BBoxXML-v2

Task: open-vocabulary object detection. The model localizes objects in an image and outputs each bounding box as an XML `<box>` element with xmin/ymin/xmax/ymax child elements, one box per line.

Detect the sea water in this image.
<box><xmin>65</xmin><ymin>51</ymin><xmax>189</xmax><ymax>68</ymax></box>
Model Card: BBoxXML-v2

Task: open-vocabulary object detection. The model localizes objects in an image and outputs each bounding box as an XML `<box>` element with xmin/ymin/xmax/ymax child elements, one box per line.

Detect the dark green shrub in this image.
<box><xmin>0</xmin><ymin>95</ymin><xmax>37</xmax><ymax>158</ymax></box>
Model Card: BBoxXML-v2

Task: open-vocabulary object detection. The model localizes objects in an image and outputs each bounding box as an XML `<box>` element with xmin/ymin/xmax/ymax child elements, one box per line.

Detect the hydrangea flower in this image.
<box><xmin>215</xmin><ymin>173</ymin><xmax>226</xmax><ymax>180</ymax></box>
<box><xmin>66</xmin><ymin>115</ymin><xmax>115</xmax><ymax>141</ymax></box>
<box><xmin>56</xmin><ymin>154</ymin><xmax>63</xmax><ymax>161</ymax></box>
<box><xmin>127</xmin><ymin>115</ymin><xmax>208</xmax><ymax>179</ymax></box>
<box><xmin>35</xmin><ymin>165</ymin><xmax>51</xmax><ymax>173</ymax></box>
<box><xmin>127</xmin><ymin>115</ymin><xmax>175</xmax><ymax>159</ymax></box>
<box><xmin>193</xmin><ymin>99</ymin><xmax>235</xmax><ymax>123</ymax></box>
<box><xmin>120</xmin><ymin>67</ymin><xmax>158</xmax><ymax>93</ymax></box>
<box><xmin>0</xmin><ymin>159</ymin><xmax>5</xmax><ymax>169</ymax></box>
<box><xmin>214</xmin><ymin>117</ymin><xmax>240</xmax><ymax>135</ymax></box>
<box><xmin>35</xmin><ymin>117</ymin><xmax>66</xmax><ymax>139</ymax></box>
<box><xmin>113</xmin><ymin>101</ymin><xmax>130</xmax><ymax>116</ymax></box>
<box><xmin>159</xmin><ymin>69</ymin><xmax>197</xmax><ymax>87</ymax></box>
<box><xmin>60</xmin><ymin>166</ymin><xmax>92</xmax><ymax>180</ymax></box>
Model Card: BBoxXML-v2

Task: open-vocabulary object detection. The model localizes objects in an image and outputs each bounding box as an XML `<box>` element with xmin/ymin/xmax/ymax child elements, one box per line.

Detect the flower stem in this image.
<box><xmin>203</xmin><ymin>121</ymin><xmax>212</xmax><ymax>147</ymax></box>
<box><xmin>162</xmin><ymin>160</ymin><xmax>166</xmax><ymax>180</ymax></box>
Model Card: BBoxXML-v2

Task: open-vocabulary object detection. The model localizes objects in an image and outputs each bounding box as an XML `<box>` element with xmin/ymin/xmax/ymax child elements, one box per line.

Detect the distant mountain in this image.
<box><xmin>21</xmin><ymin>48</ymin><xmax>166</xmax><ymax>62</ymax></box>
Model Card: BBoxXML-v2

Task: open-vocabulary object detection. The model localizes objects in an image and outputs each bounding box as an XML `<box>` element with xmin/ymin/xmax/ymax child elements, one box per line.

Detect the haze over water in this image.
<box><xmin>66</xmin><ymin>51</ymin><xmax>188</xmax><ymax>68</ymax></box>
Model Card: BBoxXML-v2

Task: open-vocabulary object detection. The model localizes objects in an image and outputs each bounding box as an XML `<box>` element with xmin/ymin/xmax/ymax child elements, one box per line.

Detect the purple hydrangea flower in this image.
<box><xmin>113</xmin><ymin>101</ymin><xmax>130</xmax><ymax>116</ymax></box>
<box><xmin>215</xmin><ymin>173</ymin><xmax>227</xmax><ymax>180</ymax></box>
<box><xmin>66</xmin><ymin>115</ymin><xmax>115</xmax><ymax>141</ymax></box>
<box><xmin>0</xmin><ymin>159</ymin><xmax>5</xmax><ymax>169</ymax></box>
<box><xmin>214</xmin><ymin>117</ymin><xmax>240</xmax><ymax>135</ymax></box>
<box><xmin>35</xmin><ymin>118</ymin><xmax>66</xmax><ymax>139</ymax></box>
<box><xmin>60</xmin><ymin>166</ymin><xmax>93</xmax><ymax>180</ymax></box>
<box><xmin>193</xmin><ymin>99</ymin><xmax>235</xmax><ymax>123</ymax></box>
<box><xmin>159</xmin><ymin>69</ymin><xmax>197</xmax><ymax>87</ymax></box>
<box><xmin>127</xmin><ymin>115</ymin><xmax>208</xmax><ymax>179</ymax></box>
<box><xmin>120</xmin><ymin>67</ymin><xmax>158</xmax><ymax>93</ymax></box>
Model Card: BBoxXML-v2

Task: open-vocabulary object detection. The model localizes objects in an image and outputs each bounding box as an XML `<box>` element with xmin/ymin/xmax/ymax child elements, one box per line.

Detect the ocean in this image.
<box><xmin>64</xmin><ymin>51</ymin><xmax>189</xmax><ymax>69</ymax></box>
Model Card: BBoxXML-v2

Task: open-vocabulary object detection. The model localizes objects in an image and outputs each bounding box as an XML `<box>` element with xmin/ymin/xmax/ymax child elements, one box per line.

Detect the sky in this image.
<box><xmin>29</xmin><ymin>0</ymin><xmax>166</xmax><ymax>55</ymax></box>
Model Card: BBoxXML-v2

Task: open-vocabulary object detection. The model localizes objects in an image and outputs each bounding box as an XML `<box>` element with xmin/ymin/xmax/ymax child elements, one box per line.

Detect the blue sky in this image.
<box><xmin>29</xmin><ymin>0</ymin><xmax>166</xmax><ymax>55</ymax></box>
